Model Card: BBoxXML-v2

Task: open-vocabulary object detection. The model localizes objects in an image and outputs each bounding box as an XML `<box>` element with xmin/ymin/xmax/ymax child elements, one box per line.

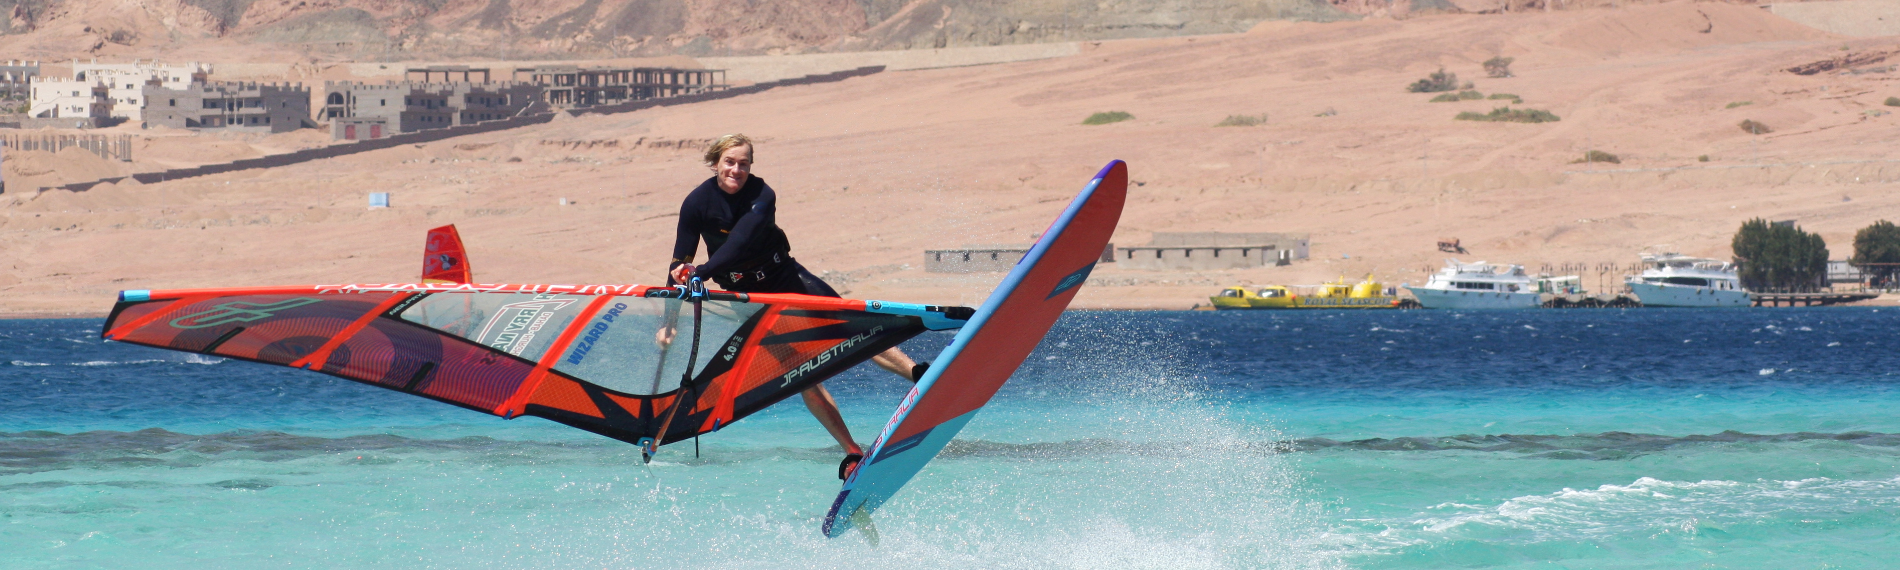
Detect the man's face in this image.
<box><xmin>716</xmin><ymin>145</ymin><xmax>753</xmax><ymax>193</ymax></box>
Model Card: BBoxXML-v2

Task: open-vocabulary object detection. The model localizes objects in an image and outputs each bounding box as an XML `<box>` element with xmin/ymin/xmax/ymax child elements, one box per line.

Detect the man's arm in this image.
<box><xmin>667</xmin><ymin>196</ymin><xmax>701</xmax><ymax>286</ymax></box>
<box><xmin>696</xmin><ymin>186</ymin><xmax>776</xmax><ymax>276</ymax></box>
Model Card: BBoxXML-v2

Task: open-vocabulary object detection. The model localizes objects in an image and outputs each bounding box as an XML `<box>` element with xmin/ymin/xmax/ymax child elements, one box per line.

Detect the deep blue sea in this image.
<box><xmin>5</xmin><ymin>308</ymin><xmax>1898</xmax><ymax>569</ymax></box>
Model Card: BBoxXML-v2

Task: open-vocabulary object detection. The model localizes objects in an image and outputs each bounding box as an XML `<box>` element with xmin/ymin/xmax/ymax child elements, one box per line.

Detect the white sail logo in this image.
<box><xmin>474</xmin><ymin>295</ymin><xmax>577</xmax><ymax>355</ymax></box>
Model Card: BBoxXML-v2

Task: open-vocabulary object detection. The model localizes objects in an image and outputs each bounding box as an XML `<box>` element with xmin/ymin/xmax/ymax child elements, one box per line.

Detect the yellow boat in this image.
<box><xmin>1210</xmin><ymin>286</ymin><xmax>1273</xmax><ymax>309</ymax></box>
<box><xmin>1209</xmin><ymin>276</ymin><xmax>1401</xmax><ymax>309</ymax></box>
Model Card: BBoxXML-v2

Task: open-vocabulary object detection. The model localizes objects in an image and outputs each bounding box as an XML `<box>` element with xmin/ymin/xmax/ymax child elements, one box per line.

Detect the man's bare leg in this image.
<box><xmin>803</xmin><ymin>384</ymin><xmax>861</xmax><ymax>455</ymax></box>
<box><xmin>870</xmin><ymin>347</ymin><xmax>919</xmax><ymax>380</ymax></box>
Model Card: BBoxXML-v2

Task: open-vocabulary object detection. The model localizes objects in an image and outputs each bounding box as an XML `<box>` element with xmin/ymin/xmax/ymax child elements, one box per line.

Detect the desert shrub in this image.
<box><xmin>1572</xmin><ymin>150</ymin><xmax>1620</xmax><ymax>164</ymax></box>
<box><xmin>1726</xmin><ymin>101</ymin><xmax>1752</xmax><ymax>109</ymax></box>
<box><xmin>1738</xmin><ymin>119</ymin><xmax>1772</xmax><ymax>134</ymax></box>
<box><xmin>1885</xmin><ymin>96</ymin><xmax>1900</xmax><ymax>107</ymax></box>
<box><xmin>1407</xmin><ymin>68</ymin><xmax>1460</xmax><ymax>93</ymax></box>
<box><xmin>1487</xmin><ymin>93</ymin><xmax>1519</xmax><ymax>100</ymax></box>
<box><xmin>1429</xmin><ymin>90</ymin><xmax>1484</xmax><ymax>102</ymax></box>
<box><xmin>1215</xmin><ymin>113</ymin><xmax>1267</xmax><ymax>127</ymax></box>
<box><xmin>1455</xmin><ymin>107</ymin><xmax>1561</xmax><ymax>123</ymax></box>
<box><xmin>1483</xmin><ymin>56</ymin><xmax>1515</xmax><ymax>78</ymax></box>
<box><xmin>1083</xmin><ymin>111</ymin><xmax>1134</xmax><ymax>125</ymax></box>
<box><xmin>1698</xmin><ymin>155</ymin><xmax>1711</xmax><ymax>162</ymax></box>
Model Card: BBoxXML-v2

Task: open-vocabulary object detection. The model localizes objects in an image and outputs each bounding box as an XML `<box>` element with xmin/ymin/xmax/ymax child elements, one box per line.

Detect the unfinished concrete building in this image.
<box><xmin>926</xmin><ymin>244</ymin><xmax>1116</xmax><ymax>273</ymax></box>
<box><xmin>322</xmin><ymin>79</ymin><xmax>542</xmax><ymax>140</ymax></box>
<box><xmin>1117</xmin><ymin>232</ymin><xmax>1311</xmax><ymax>271</ymax></box>
<box><xmin>406</xmin><ymin>66</ymin><xmax>492</xmax><ymax>83</ymax></box>
<box><xmin>513</xmin><ymin>65</ymin><xmax>726</xmax><ymax>107</ymax></box>
<box><xmin>141</xmin><ymin>82</ymin><xmax>312</xmax><ymax>133</ymax></box>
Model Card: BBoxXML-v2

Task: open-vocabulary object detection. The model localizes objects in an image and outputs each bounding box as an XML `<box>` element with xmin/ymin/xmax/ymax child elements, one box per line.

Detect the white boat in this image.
<box><xmin>1403</xmin><ymin>259</ymin><xmax>1542</xmax><ymax>309</ymax></box>
<box><xmin>1625</xmin><ymin>253</ymin><xmax>1751</xmax><ymax>308</ymax></box>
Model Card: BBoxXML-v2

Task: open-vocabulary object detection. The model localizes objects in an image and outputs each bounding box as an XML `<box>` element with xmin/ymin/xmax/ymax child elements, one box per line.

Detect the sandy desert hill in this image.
<box><xmin>3</xmin><ymin>1</ymin><xmax>1899</xmax><ymax>315</ymax></box>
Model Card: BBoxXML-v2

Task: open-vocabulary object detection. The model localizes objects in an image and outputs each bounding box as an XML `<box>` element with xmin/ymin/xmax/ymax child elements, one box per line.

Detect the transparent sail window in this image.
<box><xmin>397</xmin><ymin>292</ymin><xmax>594</xmax><ymax>362</ymax></box>
<box><xmin>552</xmin><ymin>297</ymin><xmax>762</xmax><ymax>395</ymax></box>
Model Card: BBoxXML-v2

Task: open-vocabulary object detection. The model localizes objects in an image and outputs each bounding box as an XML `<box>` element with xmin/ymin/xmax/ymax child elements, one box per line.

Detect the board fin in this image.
<box><xmin>421</xmin><ymin>224</ymin><xmax>473</xmax><ymax>284</ymax></box>
<box><xmin>850</xmin><ymin>503</ymin><xmax>880</xmax><ymax>547</ymax></box>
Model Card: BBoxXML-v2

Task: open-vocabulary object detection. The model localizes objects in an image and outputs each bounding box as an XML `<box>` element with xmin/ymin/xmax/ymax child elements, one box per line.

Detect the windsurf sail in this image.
<box><xmin>422</xmin><ymin>225</ymin><xmax>472</xmax><ymax>284</ymax></box>
<box><xmin>101</xmin><ymin>283</ymin><xmax>971</xmax><ymax>450</ymax></box>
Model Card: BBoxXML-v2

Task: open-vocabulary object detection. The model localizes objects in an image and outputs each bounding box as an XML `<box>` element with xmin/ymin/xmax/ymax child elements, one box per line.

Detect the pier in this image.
<box><xmin>1751</xmin><ymin>292</ymin><xmax>1880</xmax><ymax>307</ymax></box>
<box><xmin>1541</xmin><ymin>295</ymin><xmax>1643</xmax><ymax>308</ymax></box>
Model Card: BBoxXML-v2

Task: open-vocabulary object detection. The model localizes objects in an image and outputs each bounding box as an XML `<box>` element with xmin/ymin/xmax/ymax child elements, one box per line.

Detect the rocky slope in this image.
<box><xmin>2</xmin><ymin>0</ymin><xmax>1789</xmax><ymax>62</ymax></box>
<box><xmin>0</xmin><ymin>0</ymin><xmax>1370</xmax><ymax>61</ymax></box>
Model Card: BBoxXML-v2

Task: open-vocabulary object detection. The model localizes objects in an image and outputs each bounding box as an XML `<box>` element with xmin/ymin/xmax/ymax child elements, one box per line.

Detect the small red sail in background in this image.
<box><xmin>422</xmin><ymin>225</ymin><xmax>472</xmax><ymax>284</ymax></box>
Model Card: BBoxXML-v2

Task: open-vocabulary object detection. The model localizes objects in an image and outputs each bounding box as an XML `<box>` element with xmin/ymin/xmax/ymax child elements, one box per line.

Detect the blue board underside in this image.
<box><xmin>821</xmin><ymin>160</ymin><xmax>1124</xmax><ymax>538</ymax></box>
<box><xmin>827</xmin><ymin>411</ymin><xmax>977</xmax><ymax>526</ymax></box>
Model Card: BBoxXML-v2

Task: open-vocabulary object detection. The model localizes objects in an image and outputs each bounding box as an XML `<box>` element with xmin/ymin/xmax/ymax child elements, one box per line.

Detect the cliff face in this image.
<box><xmin>0</xmin><ymin>0</ymin><xmax>1362</xmax><ymax>59</ymax></box>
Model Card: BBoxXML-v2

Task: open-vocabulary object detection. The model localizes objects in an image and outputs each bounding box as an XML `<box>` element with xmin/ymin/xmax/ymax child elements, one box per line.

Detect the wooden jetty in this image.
<box><xmin>1542</xmin><ymin>295</ymin><xmax>1642</xmax><ymax>308</ymax></box>
<box><xmin>1751</xmin><ymin>292</ymin><xmax>1880</xmax><ymax>307</ymax></box>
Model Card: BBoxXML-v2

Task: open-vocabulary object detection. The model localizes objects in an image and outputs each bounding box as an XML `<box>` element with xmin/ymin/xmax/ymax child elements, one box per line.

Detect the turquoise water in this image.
<box><xmin>5</xmin><ymin>309</ymin><xmax>1898</xmax><ymax>568</ymax></box>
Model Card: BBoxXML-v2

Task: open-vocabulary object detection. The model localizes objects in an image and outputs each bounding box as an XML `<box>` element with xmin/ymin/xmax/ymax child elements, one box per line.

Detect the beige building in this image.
<box><xmin>72</xmin><ymin>59</ymin><xmax>210</xmax><ymax>121</ymax></box>
<box><xmin>27</xmin><ymin>78</ymin><xmax>112</xmax><ymax>128</ymax></box>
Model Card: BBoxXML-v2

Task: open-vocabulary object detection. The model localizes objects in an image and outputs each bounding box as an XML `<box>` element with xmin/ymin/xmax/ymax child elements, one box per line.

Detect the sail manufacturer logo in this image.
<box><xmin>474</xmin><ymin>295</ymin><xmax>577</xmax><ymax>356</ymax></box>
<box><xmin>565</xmin><ymin>302</ymin><xmax>628</xmax><ymax>365</ymax></box>
<box><xmin>170</xmin><ymin>298</ymin><xmax>323</xmax><ymax>329</ymax></box>
<box><xmin>779</xmin><ymin>325</ymin><xmax>884</xmax><ymax>387</ymax></box>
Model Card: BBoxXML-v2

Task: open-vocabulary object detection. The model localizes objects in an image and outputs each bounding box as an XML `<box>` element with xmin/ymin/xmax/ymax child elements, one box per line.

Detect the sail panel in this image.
<box><xmin>318</xmin><ymin>316</ymin><xmax>537</xmax><ymax>411</ymax></box>
<box><xmin>548</xmin><ymin>298</ymin><xmax>764</xmax><ymax>396</ymax></box>
<box><xmin>111</xmin><ymin>293</ymin><xmax>390</xmax><ymax>362</ymax></box>
<box><xmin>397</xmin><ymin>292</ymin><xmax>593</xmax><ymax>363</ymax></box>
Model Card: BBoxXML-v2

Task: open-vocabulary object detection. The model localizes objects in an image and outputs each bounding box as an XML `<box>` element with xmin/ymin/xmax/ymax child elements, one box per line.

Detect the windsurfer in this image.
<box><xmin>666</xmin><ymin>133</ymin><xmax>926</xmax><ymax>479</ymax></box>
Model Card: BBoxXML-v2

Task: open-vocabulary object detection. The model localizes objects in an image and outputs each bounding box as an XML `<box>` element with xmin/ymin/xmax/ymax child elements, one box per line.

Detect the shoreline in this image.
<box><xmin>0</xmin><ymin>312</ymin><xmax>110</xmax><ymax>320</ymax></box>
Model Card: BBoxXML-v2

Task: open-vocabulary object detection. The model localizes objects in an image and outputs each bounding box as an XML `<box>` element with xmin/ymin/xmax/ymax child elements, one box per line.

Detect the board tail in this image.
<box><xmin>822</xmin><ymin>160</ymin><xmax>1128</xmax><ymax>538</ymax></box>
<box><xmin>422</xmin><ymin>224</ymin><xmax>473</xmax><ymax>284</ymax></box>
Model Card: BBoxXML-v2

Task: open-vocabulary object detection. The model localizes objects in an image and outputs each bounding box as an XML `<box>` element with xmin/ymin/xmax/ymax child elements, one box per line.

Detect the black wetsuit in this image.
<box><xmin>669</xmin><ymin>175</ymin><xmax>839</xmax><ymax>297</ymax></box>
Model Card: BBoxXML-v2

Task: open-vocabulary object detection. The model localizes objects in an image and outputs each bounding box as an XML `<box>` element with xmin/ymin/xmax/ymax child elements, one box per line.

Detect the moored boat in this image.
<box><xmin>1208</xmin><ymin>277</ymin><xmax>1400</xmax><ymax>309</ymax></box>
<box><xmin>1403</xmin><ymin>259</ymin><xmax>1541</xmax><ymax>310</ymax></box>
<box><xmin>1625</xmin><ymin>253</ymin><xmax>1751</xmax><ymax>307</ymax></box>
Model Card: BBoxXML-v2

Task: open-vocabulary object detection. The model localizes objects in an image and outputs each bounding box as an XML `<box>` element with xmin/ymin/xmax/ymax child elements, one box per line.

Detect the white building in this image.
<box><xmin>28</xmin><ymin>78</ymin><xmax>112</xmax><ymax>127</ymax></box>
<box><xmin>71</xmin><ymin>59</ymin><xmax>210</xmax><ymax>121</ymax></box>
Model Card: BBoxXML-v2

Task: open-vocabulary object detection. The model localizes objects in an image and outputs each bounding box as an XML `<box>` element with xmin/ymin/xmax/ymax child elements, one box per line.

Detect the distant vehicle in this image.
<box><xmin>1625</xmin><ymin>253</ymin><xmax>1750</xmax><ymax>307</ymax></box>
<box><xmin>1404</xmin><ymin>259</ymin><xmax>1541</xmax><ymax>310</ymax></box>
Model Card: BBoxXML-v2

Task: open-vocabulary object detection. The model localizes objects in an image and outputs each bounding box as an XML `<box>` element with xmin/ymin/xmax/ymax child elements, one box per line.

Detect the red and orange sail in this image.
<box><xmin>101</xmin><ymin>284</ymin><xmax>968</xmax><ymax>449</ymax></box>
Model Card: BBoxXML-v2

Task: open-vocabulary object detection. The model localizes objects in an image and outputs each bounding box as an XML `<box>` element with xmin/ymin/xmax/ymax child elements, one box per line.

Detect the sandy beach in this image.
<box><xmin>3</xmin><ymin>2</ymin><xmax>1898</xmax><ymax>315</ymax></box>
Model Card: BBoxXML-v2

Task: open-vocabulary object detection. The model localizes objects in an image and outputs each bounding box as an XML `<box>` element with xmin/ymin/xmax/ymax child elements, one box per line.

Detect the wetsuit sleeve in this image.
<box><xmin>696</xmin><ymin>185</ymin><xmax>776</xmax><ymax>276</ymax></box>
<box><xmin>668</xmin><ymin>194</ymin><xmax>700</xmax><ymax>286</ymax></box>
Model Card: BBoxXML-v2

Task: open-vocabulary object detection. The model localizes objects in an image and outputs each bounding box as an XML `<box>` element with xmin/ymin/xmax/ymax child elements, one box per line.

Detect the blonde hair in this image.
<box><xmin>703</xmin><ymin>133</ymin><xmax>755</xmax><ymax>167</ymax></box>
